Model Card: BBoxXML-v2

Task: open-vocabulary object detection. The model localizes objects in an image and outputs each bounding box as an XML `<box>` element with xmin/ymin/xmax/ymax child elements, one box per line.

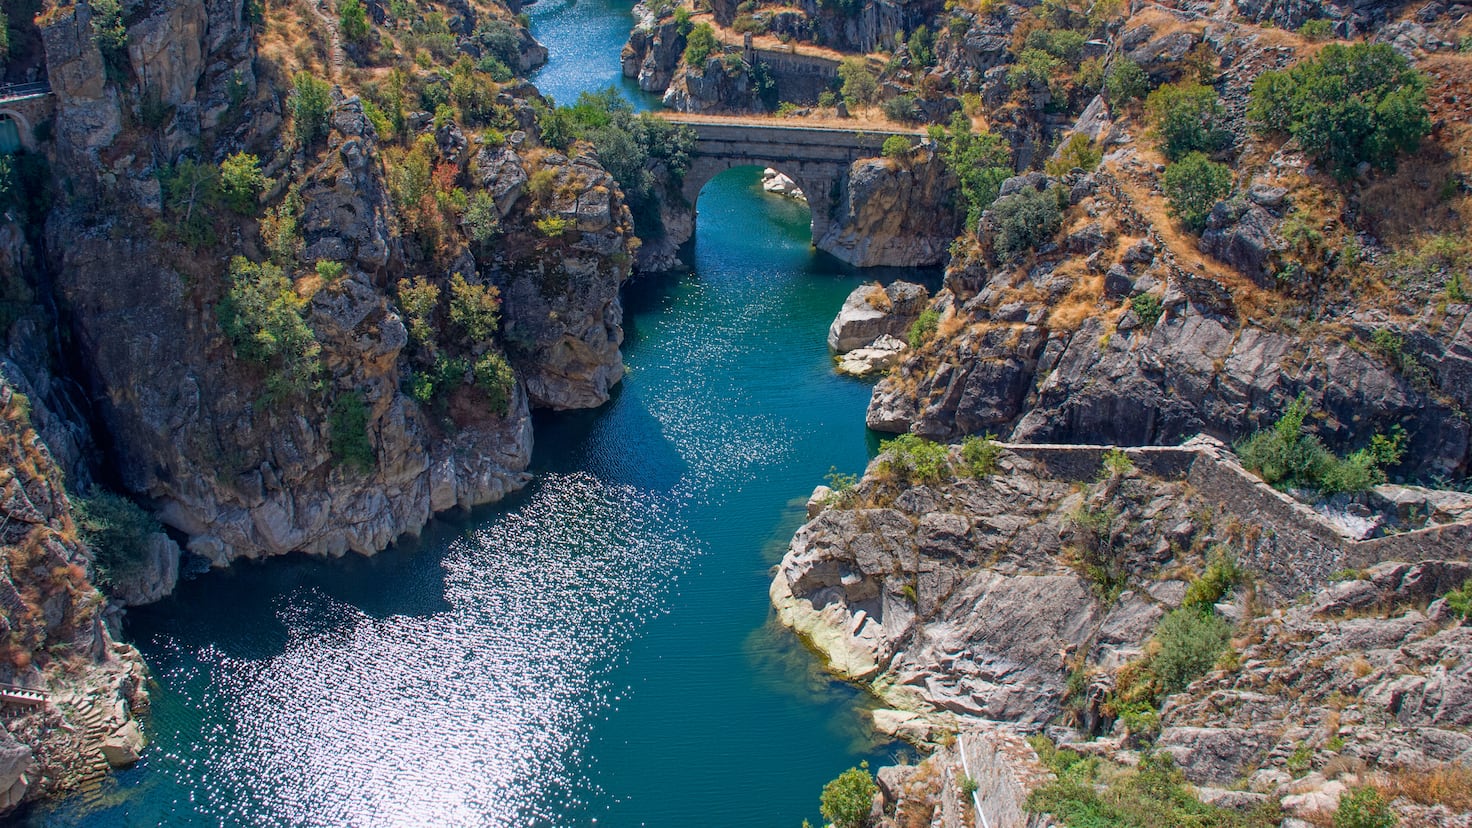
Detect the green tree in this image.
<box><xmin>1247</xmin><ymin>42</ymin><xmax>1430</xmax><ymax>177</ymax></box>
<box><xmin>683</xmin><ymin>23</ymin><xmax>717</xmax><ymax>68</ymax></box>
<box><xmin>219</xmin><ymin>152</ymin><xmax>267</xmax><ymax>215</ymax></box>
<box><xmin>1146</xmin><ymin>81</ymin><xmax>1232</xmax><ymax>160</ymax></box>
<box><xmin>1104</xmin><ymin>58</ymin><xmax>1149</xmax><ymax>107</ymax></box>
<box><xmin>291</xmin><ymin>73</ymin><xmax>334</xmax><ymax>148</ymax></box>
<box><xmin>448</xmin><ymin>273</ymin><xmax>501</xmax><ymax>341</ymax></box>
<box><xmin>396</xmin><ymin>275</ymin><xmax>441</xmax><ymax>348</ymax></box>
<box><xmin>339</xmin><ymin>0</ymin><xmax>369</xmax><ymax>43</ymax></box>
<box><xmin>1162</xmin><ymin>152</ymin><xmax>1232</xmax><ymax>232</ymax></box>
<box><xmin>473</xmin><ymin>352</ymin><xmax>516</xmax><ymax>415</ymax></box>
<box><xmin>217</xmin><ymin>257</ymin><xmax>322</xmax><ymax>400</ymax></box>
<box><xmin>990</xmin><ymin>186</ymin><xmax>1063</xmax><ymax>262</ymax></box>
<box><xmin>881</xmin><ymin>135</ymin><xmax>912</xmax><ymax>159</ymax></box>
<box><xmin>940</xmin><ymin>112</ymin><xmax>1013</xmax><ymax>226</ymax></box>
<box><xmin>161</xmin><ymin>158</ymin><xmax>221</xmax><ymax>247</ymax></box>
<box><xmin>1152</xmin><ymin>607</ymin><xmax>1232</xmax><ymax>693</ymax></box>
<box><xmin>906</xmin><ymin>25</ymin><xmax>935</xmax><ymax>67</ymax></box>
<box><xmin>820</xmin><ymin>762</ymin><xmax>877</xmax><ymax>828</ymax></box>
<box><xmin>839</xmin><ymin>57</ymin><xmax>879</xmax><ymax>105</ymax></box>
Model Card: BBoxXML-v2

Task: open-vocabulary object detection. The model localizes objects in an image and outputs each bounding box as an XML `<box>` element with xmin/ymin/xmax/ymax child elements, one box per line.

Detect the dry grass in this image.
<box><xmin>1375</xmin><ymin>765</ymin><xmax>1472</xmax><ymax>811</ymax></box>
<box><xmin>256</xmin><ymin>0</ymin><xmax>332</xmax><ymax>77</ymax></box>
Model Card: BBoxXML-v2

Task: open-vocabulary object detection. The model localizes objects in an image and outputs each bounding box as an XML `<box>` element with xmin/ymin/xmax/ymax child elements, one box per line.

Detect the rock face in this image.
<box><xmin>30</xmin><ymin>0</ymin><xmax>634</xmax><ymax>570</ymax></box>
<box><xmin>817</xmin><ymin>150</ymin><xmax>962</xmax><ymax>268</ymax></box>
<box><xmin>0</xmin><ymin>377</ymin><xmax>149</xmax><ymax>816</ymax></box>
<box><xmin>828</xmin><ymin>281</ymin><xmax>931</xmax><ymax>353</ymax></box>
<box><xmin>775</xmin><ymin>438</ymin><xmax>1472</xmax><ymax>825</ymax></box>
<box><xmin>662</xmin><ymin>57</ymin><xmax>767</xmax><ymax>113</ymax></box>
<box><xmin>772</xmin><ymin>446</ymin><xmax>1236</xmax><ymax>725</ymax></box>
<box><xmin>621</xmin><ymin>3</ymin><xmax>687</xmax><ymax>93</ymax></box>
<box><xmin>866</xmin><ymin>166</ymin><xmax>1472</xmax><ymax>481</ymax></box>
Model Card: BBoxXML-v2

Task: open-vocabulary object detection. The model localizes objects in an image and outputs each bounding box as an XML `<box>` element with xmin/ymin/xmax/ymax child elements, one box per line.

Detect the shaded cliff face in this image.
<box><xmin>27</xmin><ymin>0</ymin><xmax>635</xmax><ymax>568</ymax></box>
<box><xmin>0</xmin><ymin>376</ymin><xmax>148</xmax><ymax>816</ymax></box>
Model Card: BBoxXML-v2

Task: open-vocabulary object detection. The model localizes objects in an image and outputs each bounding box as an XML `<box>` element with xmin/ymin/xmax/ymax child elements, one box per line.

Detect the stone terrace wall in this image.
<box><xmin>957</xmin><ymin>723</ymin><xmax>1055</xmax><ymax>828</ymax></box>
<box><xmin>996</xmin><ymin>437</ymin><xmax>1472</xmax><ymax>599</ymax></box>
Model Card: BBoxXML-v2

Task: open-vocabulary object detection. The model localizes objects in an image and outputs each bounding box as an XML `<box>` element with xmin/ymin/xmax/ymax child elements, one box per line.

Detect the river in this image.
<box><xmin>32</xmin><ymin>2</ymin><xmax>927</xmax><ymax>825</ymax></box>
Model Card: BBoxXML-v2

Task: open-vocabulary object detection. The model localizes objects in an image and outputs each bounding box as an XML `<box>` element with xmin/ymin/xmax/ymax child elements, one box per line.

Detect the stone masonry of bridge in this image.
<box><xmin>652</xmin><ymin>114</ymin><xmax>944</xmax><ymax>267</ymax></box>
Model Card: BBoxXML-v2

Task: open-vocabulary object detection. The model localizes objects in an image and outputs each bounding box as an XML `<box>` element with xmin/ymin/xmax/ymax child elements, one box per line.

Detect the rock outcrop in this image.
<box><xmin>621</xmin><ymin>3</ymin><xmax>687</xmax><ymax>93</ymax></box>
<box><xmin>828</xmin><ymin>280</ymin><xmax>930</xmax><ymax>353</ymax></box>
<box><xmin>818</xmin><ymin>149</ymin><xmax>962</xmax><ymax>267</ymax></box>
<box><xmin>0</xmin><ymin>378</ymin><xmax>148</xmax><ymax>816</ymax></box>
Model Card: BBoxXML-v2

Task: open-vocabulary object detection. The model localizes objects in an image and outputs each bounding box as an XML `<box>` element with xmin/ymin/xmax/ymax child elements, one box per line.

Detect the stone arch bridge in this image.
<box><xmin>656</xmin><ymin>114</ymin><xmax>926</xmax><ymax>249</ymax></box>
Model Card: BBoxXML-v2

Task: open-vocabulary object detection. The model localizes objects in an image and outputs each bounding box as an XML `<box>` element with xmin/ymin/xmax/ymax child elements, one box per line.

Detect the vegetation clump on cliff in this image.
<box><xmin>1236</xmin><ymin>394</ymin><xmax>1406</xmax><ymax>494</ymax></box>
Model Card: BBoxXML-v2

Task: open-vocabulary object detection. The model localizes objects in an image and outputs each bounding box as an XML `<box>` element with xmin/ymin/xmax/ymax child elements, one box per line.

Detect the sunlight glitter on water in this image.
<box><xmin>134</xmin><ymin>474</ymin><xmax>696</xmax><ymax>828</ymax></box>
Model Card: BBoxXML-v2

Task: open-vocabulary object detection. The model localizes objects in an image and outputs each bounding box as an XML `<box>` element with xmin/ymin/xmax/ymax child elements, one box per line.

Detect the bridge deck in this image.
<box><xmin>0</xmin><ymin>82</ymin><xmax>52</xmax><ymax>106</ymax></box>
<box><xmin>654</xmin><ymin>111</ymin><xmax>926</xmax><ymax>137</ymax></box>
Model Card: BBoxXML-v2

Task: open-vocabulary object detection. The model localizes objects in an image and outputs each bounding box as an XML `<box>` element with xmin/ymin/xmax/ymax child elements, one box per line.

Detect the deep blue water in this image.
<box><xmin>30</xmin><ymin>3</ymin><xmax>935</xmax><ymax>825</ymax></box>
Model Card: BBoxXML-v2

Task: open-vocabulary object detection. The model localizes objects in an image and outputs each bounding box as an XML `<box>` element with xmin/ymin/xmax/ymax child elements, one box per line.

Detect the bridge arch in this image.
<box><xmin>659</xmin><ymin>115</ymin><xmax>919</xmax><ymax>253</ymax></box>
<box><xmin>681</xmin><ymin>157</ymin><xmax>829</xmax><ymax>240</ymax></box>
<box><xmin>0</xmin><ymin>110</ymin><xmax>35</xmax><ymax>153</ymax></box>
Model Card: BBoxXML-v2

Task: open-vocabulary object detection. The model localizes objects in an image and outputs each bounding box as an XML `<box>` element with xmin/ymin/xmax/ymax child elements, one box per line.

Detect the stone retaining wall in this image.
<box><xmin>957</xmin><ymin>723</ymin><xmax>1055</xmax><ymax>828</ymax></box>
<box><xmin>997</xmin><ymin>437</ymin><xmax>1472</xmax><ymax>598</ymax></box>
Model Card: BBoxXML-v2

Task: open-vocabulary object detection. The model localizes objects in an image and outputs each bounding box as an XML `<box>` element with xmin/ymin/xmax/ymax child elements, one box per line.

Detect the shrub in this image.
<box><xmin>1104</xmin><ymin>58</ymin><xmax>1149</xmax><ymax>107</ymax></box>
<box><xmin>1025</xmin><ymin>28</ymin><xmax>1087</xmax><ymax>64</ymax></box>
<box><xmin>340</xmin><ymin>0</ymin><xmax>369</xmax><ymax>42</ymax></box>
<box><xmin>683</xmin><ymin>23</ymin><xmax>717</xmax><ymax>68</ymax></box>
<box><xmin>396</xmin><ymin>276</ymin><xmax>441</xmax><ymax>348</ymax></box>
<box><xmin>839</xmin><ymin>58</ymin><xmax>879</xmax><ymax>105</ymax></box>
<box><xmin>1247</xmin><ymin>43</ymin><xmax>1430</xmax><ymax>177</ymax></box>
<box><xmin>1028</xmin><ymin>746</ymin><xmax>1278</xmax><ymax>828</ymax></box>
<box><xmin>0</xmin><ymin>10</ymin><xmax>8</xmax><ymax>66</ymax></box>
<box><xmin>219</xmin><ymin>152</ymin><xmax>267</xmax><ymax>215</ymax></box>
<box><xmin>907</xmin><ymin>307</ymin><xmax>940</xmax><ymax>348</ymax></box>
<box><xmin>1045</xmin><ymin>133</ymin><xmax>1103</xmax><ymax>176</ymax></box>
<box><xmin>1131</xmin><ymin>292</ymin><xmax>1163</xmax><ymax>327</ymax></box>
<box><xmin>291</xmin><ymin>73</ymin><xmax>334</xmax><ymax>148</ymax></box>
<box><xmin>1100</xmin><ymin>448</ymin><xmax>1134</xmax><ymax>478</ymax></box>
<box><xmin>1182</xmin><ymin>554</ymin><xmax>1242</xmax><ymax>611</ymax></box>
<box><xmin>878</xmin><ymin>434</ymin><xmax>951</xmax><ymax>484</ymax></box>
<box><xmin>90</xmin><ymin>0</ymin><xmax>129</xmax><ymax>78</ymax></box>
<box><xmin>880</xmin><ymin>95</ymin><xmax>918</xmax><ymax>123</ymax></box>
<box><xmin>1007</xmin><ymin>48</ymin><xmax>1063</xmax><ymax>97</ymax></box>
<box><xmin>1162</xmin><ymin>152</ymin><xmax>1232</xmax><ymax>232</ymax></box>
<box><xmin>1334</xmin><ymin>787</ymin><xmax>1397</xmax><ymax>828</ymax></box>
<box><xmin>961</xmin><ymin>434</ymin><xmax>1002</xmax><ymax>476</ymax></box>
<box><xmin>1370</xmin><ymin>328</ymin><xmax>1432</xmax><ymax>388</ymax></box>
<box><xmin>315</xmin><ymin>260</ymin><xmax>345</xmax><ymax>280</ymax></box>
<box><xmin>1297</xmin><ymin>18</ymin><xmax>1334</xmax><ymax>41</ymax></box>
<box><xmin>1146</xmin><ymin>82</ymin><xmax>1232</xmax><ymax>161</ymax></box>
<box><xmin>217</xmin><ymin>257</ymin><xmax>322</xmax><ymax>400</ymax></box>
<box><xmin>329</xmin><ymin>391</ymin><xmax>374</xmax><ymax>472</ymax></box>
<box><xmin>462</xmin><ymin>191</ymin><xmax>500</xmax><ymax>246</ymax></box>
<box><xmin>1446</xmin><ymin>580</ymin><xmax>1472</xmax><ymax>621</ymax></box>
<box><xmin>990</xmin><ymin>186</ymin><xmax>1063</xmax><ymax>262</ymax></box>
<box><xmin>473</xmin><ymin>352</ymin><xmax>516</xmax><ymax>415</ymax></box>
<box><xmin>448</xmin><ymin>273</ymin><xmax>501</xmax><ymax>341</ymax></box>
<box><xmin>881</xmin><ymin>134</ymin><xmax>912</xmax><ymax>159</ymax></box>
<box><xmin>819</xmin><ymin>762</ymin><xmax>877</xmax><ymax>828</ymax></box>
<box><xmin>75</xmin><ymin>492</ymin><xmax>161</xmax><ymax>589</ymax></box>
<box><xmin>535</xmin><ymin>215</ymin><xmax>575</xmax><ymax>238</ymax></box>
<box><xmin>940</xmin><ymin>112</ymin><xmax>1013</xmax><ymax>226</ymax></box>
<box><xmin>907</xmin><ymin>25</ymin><xmax>935</xmax><ymax>67</ymax></box>
<box><xmin>1235</xmin><ymin>394</ymin><xmax>1406</xmax><ymax>494</ymax></box>
<box><xmin>1152</xmin><ymin>607</ymin><xmax>1232</xmax><ymax>694</ymax></box>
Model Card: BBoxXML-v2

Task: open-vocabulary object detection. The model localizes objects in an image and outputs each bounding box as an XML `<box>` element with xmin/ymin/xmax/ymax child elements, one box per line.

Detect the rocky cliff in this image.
<box><xmin>819</xmin><ymin>147</ymin><xmax>961</xmax><ymax>267</ymax></box>
<box><xmin>22</xmin><ymin>0</ymin><xmax>635</xmax><ymax>571</ymax></box>
<box><xmin>0</xmin><ymin>376</ymin><xmax>148</xmax><ymax>815</ymax></box>
<box><xmin>776</xmin><ymin>438</ymin><xmax>1472</xmax><ymax>825</ymax></box>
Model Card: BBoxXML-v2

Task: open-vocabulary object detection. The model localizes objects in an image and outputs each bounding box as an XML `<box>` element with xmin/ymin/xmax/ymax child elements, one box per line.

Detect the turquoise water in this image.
<box><xmin>525</xmin><ymin>0</ymin><xmax>663</xmax><ymax>110</ymax></box>
<box><xmin>31</xmin><ymin>4</ymin><xmax>938</xmax><ymax>825</ymax></box>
